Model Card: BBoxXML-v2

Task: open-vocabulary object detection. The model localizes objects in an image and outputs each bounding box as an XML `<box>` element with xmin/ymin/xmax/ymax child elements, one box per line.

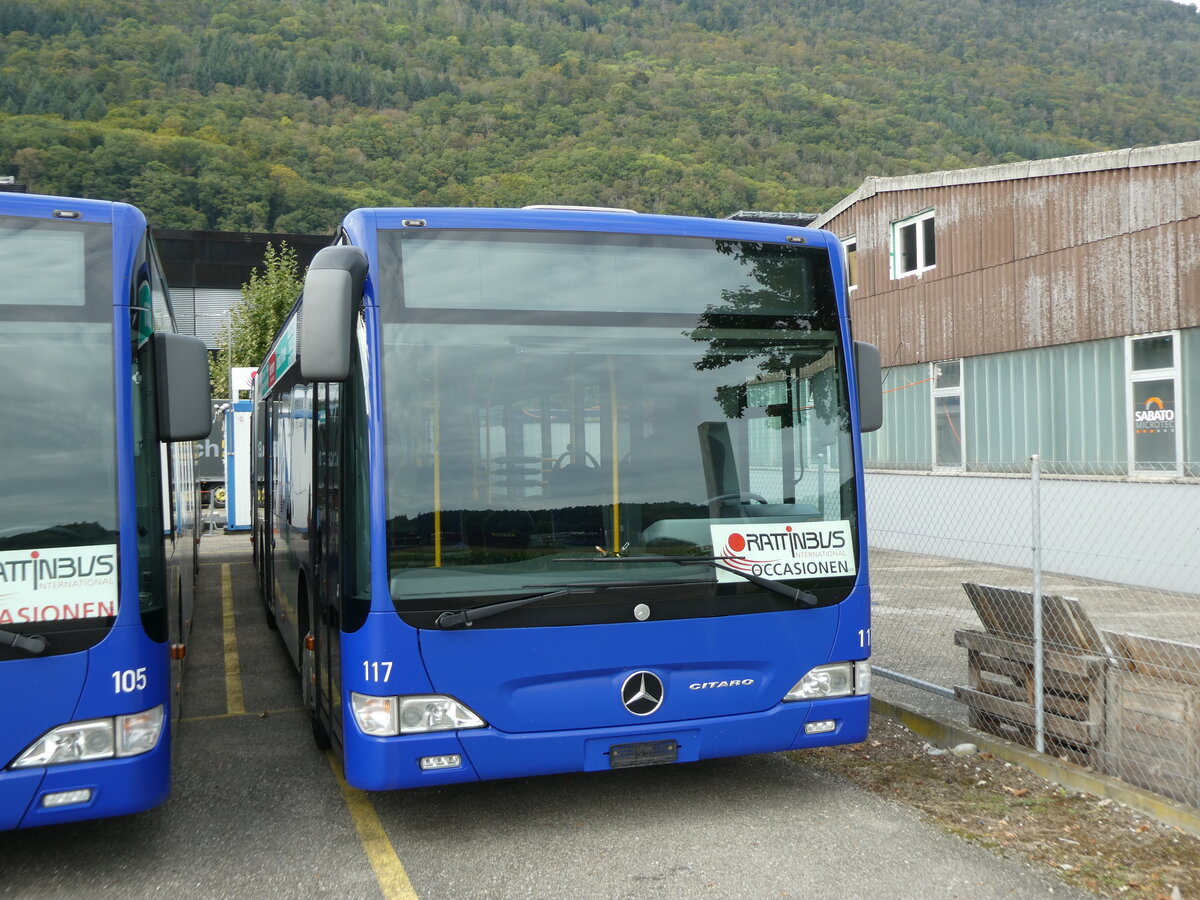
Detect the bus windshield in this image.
<box><xmin>378</xmin><ymin>230</ymin><xmax>858</xmax><ymax>623</ymax></box>
<box><xmin>0</xmin><ymin>217</ymin><xmax>118</xmax><ymax>657</ymax></box>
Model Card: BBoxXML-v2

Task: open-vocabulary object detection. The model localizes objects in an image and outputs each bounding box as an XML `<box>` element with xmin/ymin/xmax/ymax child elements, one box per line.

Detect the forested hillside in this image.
<box><xmin>3</xmin><ymin>0</ymin><xmax>1199</xmax><ymax>231</ymax></box>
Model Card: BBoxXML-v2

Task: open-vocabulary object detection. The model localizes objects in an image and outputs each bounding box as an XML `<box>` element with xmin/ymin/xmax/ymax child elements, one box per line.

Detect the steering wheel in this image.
<box><xmin>708</xmin><ymin>492</ymin><xmax>769</xmax><ymax>505</ymax></box>
<box><xmin>552</xmin><ymin>448</ymin><xmax>600</xmax><ymax>470</ymax></box>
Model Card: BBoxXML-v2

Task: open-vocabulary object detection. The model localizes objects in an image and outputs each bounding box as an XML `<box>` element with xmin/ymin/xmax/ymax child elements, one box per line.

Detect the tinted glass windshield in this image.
<box><xmin>0</xmin><ymin>216</ymin><xmax>118</xmax><ymax>658</ymax></box>
<box><xmin>379</xmin><ymin>230</ymin><xmax>858</xmax><ymax>627</ymax></box>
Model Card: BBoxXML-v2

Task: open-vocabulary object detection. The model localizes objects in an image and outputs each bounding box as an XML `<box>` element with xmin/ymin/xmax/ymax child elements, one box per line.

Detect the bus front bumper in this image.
<box><xmin>342</xmin><ymin>695</ymin><xmax>868</xmax><ymax>792</ymax></box>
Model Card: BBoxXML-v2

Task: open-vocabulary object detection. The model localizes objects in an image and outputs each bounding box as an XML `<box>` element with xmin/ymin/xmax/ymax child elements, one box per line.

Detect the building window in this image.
<box><xmin>842</xmin><ymin>236</ymin><xmax>858</xmax><ymax>292</ymax></box>
<box><xmin>932</xmin><ymin>358</ymin><xmax>962</xmax><ymax>469</ymax></box>
<box><xmin>1128</xmin><ymin>331</ymin><xmax>1181</xmax><ymax>476</ymax></box>
<box><xmin>892</xmin><ymin>210</ymin><xmax>935</xmax><ymax>279</ymax></box>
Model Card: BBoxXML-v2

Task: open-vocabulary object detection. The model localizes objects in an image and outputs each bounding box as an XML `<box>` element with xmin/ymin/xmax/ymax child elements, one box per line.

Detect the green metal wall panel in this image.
<box><xmin>966</xmin><ymin>339</ymin><xmax>1126</xmax><ymax>474</ymax></box>
<box><xmin>862</xmin><ymin>362</ymin><xmax>930</xmax><ymax>468</ymax></box>
<box><xmin>863</xmin><ymin>330</ymin><xmax>1197</xmax><ymax>475</ymax></box>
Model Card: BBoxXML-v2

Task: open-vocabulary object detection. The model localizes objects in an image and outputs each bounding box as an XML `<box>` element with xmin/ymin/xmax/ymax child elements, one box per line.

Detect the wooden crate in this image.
<box><xmin>1101</xmin><ymin>631</ymin><xmax>1200</xmax><ymax>807</ymax></box>
<box><xmin>954</xmin><ymin>583</ymin><xmax>1109</xmax><ymax>765</ymax></box>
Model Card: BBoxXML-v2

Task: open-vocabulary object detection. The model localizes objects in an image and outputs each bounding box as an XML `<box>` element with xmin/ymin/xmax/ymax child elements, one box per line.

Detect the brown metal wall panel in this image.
<box><xmin>981</xmin><ymin>179</ymin><xmax>1016</xmax><ymax>270</ymax></box>
<box><xmin>1047</xmin><ymin>175</ymin><xmax>1086</xmax><ymax>253</ymax></box>
<box><xmin>847</xmin><ymin>287</ymin><xmax>878</xmax><ymax>349</ymax></box>
<box><xmin>1181</xmin><ymin>216</ymin><xmax>1200</xmax><ymax>329</ymax></box>
<box><xmin>1015</xmin><ymin>254</ymin><xmax>1053</xmax><ymax>349</ymax></box>
<box><xmin>946</xmin><ymin>182</ymin><xmax>990</xmax><ymax>276</ymax></box>
<box><xmin>1128</xmin><ymin>165</ymin><xmax>1182</xmax><ymax>234</ymax></box>
<box><xmin>970</xmin><ymin>182</ymin><xmax>994</xmax><ymax>273</ymax></box>
<box><xmin>864</xmin><ymin>210</ymin><xmax>890</xmax><ymax>295</ymax></box>
<box><xmin>941</xmin><ymin>271</ymin><xmax>965</xmax><ymax>361</ymax></box>
<box><xmin>1050</xmin><ymin>245</ymin><xmax>1087</xmax><ymax>346</ymax></box>
<box><xmin>1084</xmin><ymin>236</ymin><xmax>1134</xmax><ymax>339</ymax></box>
<box><xmin>819</xmin><ymin>150</ymin><xmax>1197</xmax><ymax>364</ymax></box>
<box><xmin>1130</xmin><ymin>224</ymin><xmax>1179</xmax><ymax>335</ymax></box>
<box><xmin>953</xmin><ymin>269</ymin><xmax>987</xmax><ymax>360</ymax></box>
<box><xmin>978</xmin><ymin>264</ymin><xmax>1016</xmax><ymax>357</ymax></box>
<box><xmin>871</xmin><ymin>294</ymin><xmax>895</xmax><ymax>363</ymax></box>
<box><xmin>1181</xmin><ymin>166</ymin><xmax>1200</xmax><ymax>221</ymax></box>
<box><xmin>891</xmin><ymin>287</ymin><xmax>918</xmax><ymax>363</ymax></box>
<box><xmin>867</xmin><ymin>290</ymin><xmax>895</xmax><ymax>364</ymax></box>
<box><xmin>940</xmin><ymin>190</ymin><xmax>963</xmax><ymax>277</ymax></box>
<box><xmin>1082</xmin><ymin>170</ymin><xmax>1130</xmax><ymax>244</ymax></box>
<box><xmin>924</xmin><ymin>281</ymin><xmax>950</xmax><ymax>360</ymax></box>
<box><xmin>1013</xmin><ymin>178</ymin><xmax>1049</xmax><ymax>262</ymax></box>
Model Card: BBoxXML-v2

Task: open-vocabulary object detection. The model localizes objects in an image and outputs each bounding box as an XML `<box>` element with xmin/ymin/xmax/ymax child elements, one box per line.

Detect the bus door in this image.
<box><xmin>312</xmin><ymin>382</ymin><xmax>343</xmax><ymax>747</ymax></box>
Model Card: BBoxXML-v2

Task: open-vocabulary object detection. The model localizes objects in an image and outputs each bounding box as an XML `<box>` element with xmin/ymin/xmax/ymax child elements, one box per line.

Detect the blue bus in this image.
<box><xmin>0</xmin><ymin>193</ymin><xmax>211</xmax><ymax>829</ymax></box>
<box><xmin>253</xmin><ymin>206</ymin><xmax>882</xmax><ymax>790</ymax></box>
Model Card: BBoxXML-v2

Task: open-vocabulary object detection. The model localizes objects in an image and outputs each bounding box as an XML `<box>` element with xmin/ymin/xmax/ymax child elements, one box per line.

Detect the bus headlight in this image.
<box><xmin>10</xmin><ymin>705</ymin><xmax>164</xmax><ymax>769</ymax></box>
<box><xmin>11</xmin><ymin>720</ymin><xmax>114</xmax><ymax>769</ymax></box>
<box><xmin>351</xmin><ymin>693</ymin><xmax>486</xmax><ymax>737</ymax></box>
<box><xmin>399</xmin><ymin>696</ymin><xmax>485</xmax><ymax>735</ymax></box>
<box><xmin>783</xmin><ymin>662</ymin><xmax>870</xmax><ymax>702</ymax></box>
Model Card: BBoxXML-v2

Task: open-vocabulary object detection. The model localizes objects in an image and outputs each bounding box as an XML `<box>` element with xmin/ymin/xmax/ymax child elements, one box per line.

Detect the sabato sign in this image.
<box><xmin>1134</xmin><ymin>395</ymin><xmax>1176</xmax><ymax>434</ymax></box>
<box><xmin>709</xmin><ymin>522</ymin><xmax>856</xmax><ymax>583</ymax></box>
<box><xmin>0</xmin><ymin>544</ymin><xmax>118</xmax><ymax>625</ymax></box>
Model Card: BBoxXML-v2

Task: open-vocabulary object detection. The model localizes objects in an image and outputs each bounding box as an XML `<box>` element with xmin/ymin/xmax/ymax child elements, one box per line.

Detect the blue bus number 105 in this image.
<box><xmin>112</xmin><ymin>668</ymin><xmax>148</xmax><ymax>693</ymax></box>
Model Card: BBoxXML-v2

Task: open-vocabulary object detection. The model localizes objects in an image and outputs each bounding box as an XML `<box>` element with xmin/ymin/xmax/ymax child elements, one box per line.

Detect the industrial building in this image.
<box><xmin>813</xmin><ymin>141</ymin><xmax>1199</xmax><ymax>591</ymax></box>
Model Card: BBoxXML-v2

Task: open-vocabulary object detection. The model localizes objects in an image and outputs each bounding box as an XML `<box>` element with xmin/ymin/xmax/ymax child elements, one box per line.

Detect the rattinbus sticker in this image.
<box><xmin>709</xmin><ymin>522</ymin><xmax>856</xmax><ymax>582</ymax></box>
<box><xmin>0</xmin><ymin>544</ymin><xmax>118</xmax><ymax>625</ymax></box>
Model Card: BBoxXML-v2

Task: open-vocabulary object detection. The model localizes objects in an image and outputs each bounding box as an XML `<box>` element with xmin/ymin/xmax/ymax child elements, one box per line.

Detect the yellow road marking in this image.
<box><xmin>326</xmin><ymin>751</ymin><xmax>419</xmax><ymax>900</ymax></box>
<box><xmin>222</xmin><ymin>564</ymin><xmax>246</xmax><ymax>716</ymax></box>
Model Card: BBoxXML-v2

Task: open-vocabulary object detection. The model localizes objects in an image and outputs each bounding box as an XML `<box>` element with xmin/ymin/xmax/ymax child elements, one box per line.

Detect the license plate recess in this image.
<box><xmin>608</xmin><ymin>739</ymin><xmax>678</xmax><ymax>769</ymax></box>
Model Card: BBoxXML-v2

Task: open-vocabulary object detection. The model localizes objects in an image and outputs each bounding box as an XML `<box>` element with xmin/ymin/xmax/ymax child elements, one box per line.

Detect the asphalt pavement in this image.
<box><xmin>1</xmin><ymin>532</ymin><xmax>1089</xmax><ymax>899</ymax></box>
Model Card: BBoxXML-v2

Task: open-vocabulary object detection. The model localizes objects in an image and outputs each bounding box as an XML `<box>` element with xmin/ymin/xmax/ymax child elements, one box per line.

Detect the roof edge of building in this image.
<box><xmin>813</xmin><ymin>140</ymin><xmax>1200</xmax><ymax>229</ymax></box>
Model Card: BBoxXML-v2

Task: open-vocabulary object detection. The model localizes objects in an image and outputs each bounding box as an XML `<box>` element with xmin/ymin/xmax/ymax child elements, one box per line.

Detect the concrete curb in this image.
<box><xmin>871</xmin><ymin>696</ymin><xmax>1200</xmax><ymax>839</ymax></box>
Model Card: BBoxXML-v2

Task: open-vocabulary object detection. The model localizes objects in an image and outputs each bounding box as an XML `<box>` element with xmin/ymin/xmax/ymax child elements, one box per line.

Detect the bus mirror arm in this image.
<box><xmin>300</xmin><ymin>246</ymin><xmax>368</xmax><ymax>382</ymax></box>
<box><xmin>153</xmin><ymin>332</ymin><xmax>213</xmax><ymax>442</ymax></box>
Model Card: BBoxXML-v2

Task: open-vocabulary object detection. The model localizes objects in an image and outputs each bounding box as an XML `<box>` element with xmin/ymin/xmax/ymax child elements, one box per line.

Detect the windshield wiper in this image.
<box><xmin>557</xmin><ymin>555</ymin><xmax>820</xmax><ymax>608</ymax></box>
<box><xmin>0</xmin><ymin>628</ymin><xmax>49</xmax><ymax>655</ymax></box>
<box><xmin>436</xmin><ymin>587</ymin><xmax>580</xmax><ymax>629</ymax></box>
<box><xmin>434</xmin><ymin>555</ymin><xmax>820</xmax><ymax>630</ymax></box>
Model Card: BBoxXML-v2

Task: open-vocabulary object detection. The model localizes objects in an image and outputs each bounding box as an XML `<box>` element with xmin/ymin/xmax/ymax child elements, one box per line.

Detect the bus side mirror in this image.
<box><xmin>855</xmin><ymin>340</ymin><xmax>883</xmax><ymax>433</ymax></box>
<box><xmin>300</xmin><ymin>245</ymin><xmax>368</xmax><ymax>382</ymax></box>
<box><xmin>153</xmin><ymin>332</ymin><xmax>213</xmax><ymax>442</ymax></box>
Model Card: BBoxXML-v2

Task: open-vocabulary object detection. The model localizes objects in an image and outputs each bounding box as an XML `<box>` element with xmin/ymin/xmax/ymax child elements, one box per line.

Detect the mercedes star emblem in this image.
<box><xmin>621</xmin><ymin>671</ymin><xmax>664</xmax><ymax>716</ymax></box>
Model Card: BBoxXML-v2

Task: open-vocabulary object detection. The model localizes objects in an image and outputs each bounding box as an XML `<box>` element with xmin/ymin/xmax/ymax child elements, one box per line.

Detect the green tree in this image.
<box><xmin>210</xmin><ymin>241</ymin><xmax>303</xmax><ymax>398</ymax></box>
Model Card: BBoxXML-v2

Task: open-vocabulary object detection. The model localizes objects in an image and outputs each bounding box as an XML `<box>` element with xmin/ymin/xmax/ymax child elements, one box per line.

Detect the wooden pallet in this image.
<box><xmin>954</xmin><ymin>583</ymin><xmax>1109</xmax><ymax>765</ymax></box>
<box><xmin>1102</xmin><ymin>631</ymin><xmax>1200</xmax><ymax>807</ymax></box>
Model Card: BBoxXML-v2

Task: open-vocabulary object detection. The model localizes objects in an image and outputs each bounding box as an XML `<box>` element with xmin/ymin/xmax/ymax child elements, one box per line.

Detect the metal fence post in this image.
<box><xmin>1030</xmin><ymin>453</ymin><xmax>1045</xmax><ymax>754</ymax></box>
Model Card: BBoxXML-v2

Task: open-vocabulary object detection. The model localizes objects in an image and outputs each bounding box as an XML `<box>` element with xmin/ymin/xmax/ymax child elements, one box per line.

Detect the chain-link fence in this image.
<box><xmin>866</xmin><ymin>458</ymin><xmax>1200</xmax><ymax>809</ymax></box>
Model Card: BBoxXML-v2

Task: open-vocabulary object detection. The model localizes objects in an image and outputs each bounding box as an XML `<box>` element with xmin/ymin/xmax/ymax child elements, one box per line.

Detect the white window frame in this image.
<box><xmin>931</xmin><ymin>358</ymin><xmax>963</xmax><ymax>471</ymax></box>
<box><xmin>891</xmin><ymin>209</ymin><xmax>936</xmax><ymax>280</ymax></box>
<box><xmin>1126</xmin><ymin>330</ymin><xmax>1182</xmax><ymax>478</ymax></box>
<box><xmin>841</xmin><ymin>235</ymin><xmax>858</xmax><ymax>293</ymax></box>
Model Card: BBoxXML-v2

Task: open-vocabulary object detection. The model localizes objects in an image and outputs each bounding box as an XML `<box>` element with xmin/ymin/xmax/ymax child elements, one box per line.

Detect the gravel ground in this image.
<box><xmin>800</xmin><ymin>714</ymin><xmax>1199</xmax><ymax>899</ymax></box>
